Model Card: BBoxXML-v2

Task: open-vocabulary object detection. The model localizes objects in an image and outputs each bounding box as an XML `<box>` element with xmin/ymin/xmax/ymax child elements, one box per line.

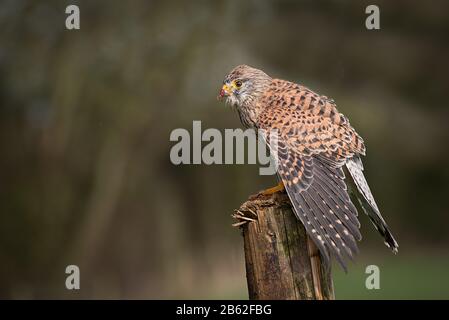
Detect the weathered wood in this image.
<box><xmin>233</xmin><ymin>192</ymin><xmax>335</xmax><ymax>300</ymax></box>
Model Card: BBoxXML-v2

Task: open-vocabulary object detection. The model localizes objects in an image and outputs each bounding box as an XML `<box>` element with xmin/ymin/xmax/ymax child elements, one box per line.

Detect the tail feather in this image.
<box><xmin>346</xmin><ymin>156</ymin><xmax>399</xmax><ymax>253</ymax></box>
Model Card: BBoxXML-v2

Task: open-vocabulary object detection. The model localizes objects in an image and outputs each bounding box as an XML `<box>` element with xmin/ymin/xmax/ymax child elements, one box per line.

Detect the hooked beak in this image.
<box><xmin>217</xmin><ymin>83</ymin><xmax>231</xmax><ymax>101</ymax></box>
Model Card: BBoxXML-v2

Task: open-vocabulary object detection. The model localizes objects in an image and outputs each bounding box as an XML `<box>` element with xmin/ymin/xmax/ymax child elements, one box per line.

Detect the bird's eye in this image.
<box><xmin>235</xmin><ymin>80</ymin><xmax>243</xmax><ymax>88</ymax></box>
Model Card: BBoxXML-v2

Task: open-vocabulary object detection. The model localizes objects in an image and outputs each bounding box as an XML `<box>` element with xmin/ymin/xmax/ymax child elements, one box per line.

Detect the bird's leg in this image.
<box><xmin>259</xmin><ymin>181</ymin><xmax>285</xmax><ymax>195</ymax></box>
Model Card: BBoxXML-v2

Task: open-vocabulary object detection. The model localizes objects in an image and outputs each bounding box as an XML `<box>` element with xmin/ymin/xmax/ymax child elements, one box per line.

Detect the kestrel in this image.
<box><xmin>219</xmin><ymin>65</ymin><xmax>398</xmax><ymax>270</ymax></box>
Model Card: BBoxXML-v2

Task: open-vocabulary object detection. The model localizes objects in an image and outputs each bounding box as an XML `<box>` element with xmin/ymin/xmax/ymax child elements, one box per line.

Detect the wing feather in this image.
<box><xmin>274</xmin><ymin>150</ymin><xmax>361</xmax><ymax>270</ymax></box>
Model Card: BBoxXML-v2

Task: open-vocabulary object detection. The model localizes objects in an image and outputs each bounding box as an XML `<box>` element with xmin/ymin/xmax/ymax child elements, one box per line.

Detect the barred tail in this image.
<box><xmin>346</xmin><ymin>156</ymin><xmax>399</xmax><ymax>253</ymax></box>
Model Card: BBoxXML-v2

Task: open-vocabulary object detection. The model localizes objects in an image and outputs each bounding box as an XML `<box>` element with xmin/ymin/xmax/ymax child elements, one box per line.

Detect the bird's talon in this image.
<box><xmin>258</xmin><ymin>182</ymin><xmax>285</xmax><ymax>196</ymax></box>
<box><xmin>232</xmin><ymin>221</ymin><xmax>247</xmax><ymax>227</ymax></box>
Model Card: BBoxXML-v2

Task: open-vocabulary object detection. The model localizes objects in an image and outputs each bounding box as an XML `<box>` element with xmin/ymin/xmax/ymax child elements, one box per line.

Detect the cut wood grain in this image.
<box><xmin>233</xmin><ymin>192</ymin><xmax>335</xmax><ymax>300</ymax></box>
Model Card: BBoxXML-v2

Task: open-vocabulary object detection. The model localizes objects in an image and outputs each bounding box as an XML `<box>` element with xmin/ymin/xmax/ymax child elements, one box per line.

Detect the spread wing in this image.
<box><xmin>272</xmin><ymin>139</ymin><xmax>361</xmax><ymax>270</ymax></box>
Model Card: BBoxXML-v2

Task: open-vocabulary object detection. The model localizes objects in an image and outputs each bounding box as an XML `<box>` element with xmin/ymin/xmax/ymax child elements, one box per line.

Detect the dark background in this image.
<box><xmin>1</xmin><ymin>0</ymin><xmax>448</xmax><ymax>299</ymax></box>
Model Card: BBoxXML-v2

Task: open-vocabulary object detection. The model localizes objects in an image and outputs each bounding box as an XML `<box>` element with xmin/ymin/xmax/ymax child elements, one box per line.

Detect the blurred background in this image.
<box><xmin>1</xmin><ymin>0</ymin><xmax>449</xmax><ymax>299</ymax></box>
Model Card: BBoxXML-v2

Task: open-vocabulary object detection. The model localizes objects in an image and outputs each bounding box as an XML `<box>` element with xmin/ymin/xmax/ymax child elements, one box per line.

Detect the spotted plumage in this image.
<box><xmin>219</xmin><ymin>65</ymin><xmax>398</xmax><ymax>271</ymax></box>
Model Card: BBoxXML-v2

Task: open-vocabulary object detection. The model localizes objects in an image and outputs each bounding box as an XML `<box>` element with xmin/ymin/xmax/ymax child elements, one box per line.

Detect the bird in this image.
<box><xmin>218</xmin><ymin>64</ymin><xmax>398</xmax><ymax>271</ymax></box>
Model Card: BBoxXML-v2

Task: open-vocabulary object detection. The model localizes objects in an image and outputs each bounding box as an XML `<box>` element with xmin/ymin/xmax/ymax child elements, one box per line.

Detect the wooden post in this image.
<box><xmin>233</xmin><ymin>192</ymin><xmax>335</xmax><ymax>300</ymax></box>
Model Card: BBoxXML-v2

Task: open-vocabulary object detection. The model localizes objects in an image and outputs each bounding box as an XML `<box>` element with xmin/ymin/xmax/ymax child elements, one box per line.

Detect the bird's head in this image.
<box><xmin>218</xmin><ymin>65</ymin><xmax>272</xmax><ymax>107</ymax></box>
